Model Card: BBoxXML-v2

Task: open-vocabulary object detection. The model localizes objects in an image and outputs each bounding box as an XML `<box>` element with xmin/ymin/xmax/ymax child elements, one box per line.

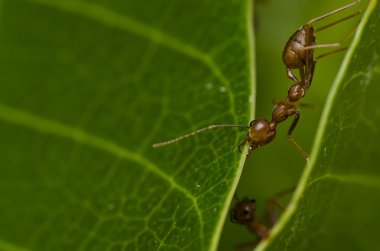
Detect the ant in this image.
<box><xmin>230</xmin><ymin>187</ymin><xmax>294</xmax><ymax>250</ymax></box>
<box><xmin>283</xmin><ymin>0</ymin><xmax>362</xmax><ymax>87</ymax></box>
<box><xmin>152</xmin><ymin>1</ymin><xmax>363</xmax><ymax>158</ymax></box>
<box><xmin>263</xmin><ymin>0</ymin><xmax>364</xmax><ymax>158</ymax></box>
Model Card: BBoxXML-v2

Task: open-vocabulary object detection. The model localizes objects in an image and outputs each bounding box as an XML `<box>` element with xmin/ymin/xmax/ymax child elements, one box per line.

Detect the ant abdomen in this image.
<box><xmin>282</xmin><ymin>0</ymin><xmax>361</xmax><ymax>86</ymax></box>
<box><xmin>282</xmin><ymin>25</ymin><xmax>316</xmax><ymax>84</ymax></box>
<box><xmin>284</xmin><ymin>26</ymin><xmax>316</xmax><ymax>64</ymax></box>
<box><xmin>283</xmin><ymin>28</ymin><xmax>309</xmax><ymax>66</ymax></box>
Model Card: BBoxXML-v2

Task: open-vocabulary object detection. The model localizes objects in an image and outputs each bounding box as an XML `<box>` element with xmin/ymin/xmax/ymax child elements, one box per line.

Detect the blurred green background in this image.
<box><xmin>220</xmin><ymin>0</ymin><xmax>361</xmax><ymax>249</ymax></box>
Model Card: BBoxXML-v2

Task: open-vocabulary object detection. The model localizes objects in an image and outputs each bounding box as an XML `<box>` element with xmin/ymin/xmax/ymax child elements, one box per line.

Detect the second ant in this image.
<box><xmin>230</xmin><ymin>187</ymin><xmax>295</xmax><ymax>250</ymax></box>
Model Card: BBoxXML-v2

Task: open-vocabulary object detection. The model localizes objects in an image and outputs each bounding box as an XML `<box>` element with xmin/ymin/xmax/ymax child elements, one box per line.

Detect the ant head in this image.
<box><xmin>248</xmin><ymin>119</ymin><xmax>275</xmax><ymax>146</ymax></box>
<box><xmin>230</xmin><ymin>198</ymin><xmax>256</xmax><ymax>224</ymax></box>
<box><xmin>249</xmin><ymin>119</ymin><xmax>271</xmax><ymax>133</ymax></box>
<box><xmin>288</xmin><ymin>84</ymin><xmax>305</xmax><ymax>102</ymax></box>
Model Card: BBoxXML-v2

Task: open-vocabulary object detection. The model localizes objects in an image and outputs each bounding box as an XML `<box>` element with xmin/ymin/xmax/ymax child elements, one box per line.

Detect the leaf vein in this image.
<box><xmin>0</xmin><ymin>103</ymin><xmax>205</xmax><ymax>247</ymax></box>
<box><xmin>308</xmin><ymin>173</ymin><xmax>380</xmax><ymax>190</ymax></box>
<box><xmin>25</xmin><ymin>0</ymin><xmax>237</xmax><ymax>123</ymax></box>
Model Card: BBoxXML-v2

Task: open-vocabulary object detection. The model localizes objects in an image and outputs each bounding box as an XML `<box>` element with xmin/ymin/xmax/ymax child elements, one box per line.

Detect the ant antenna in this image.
<box><xmin>152</xmin><ymin>124</ymin><xmax>249</xmax><ymax>148</ymax></box>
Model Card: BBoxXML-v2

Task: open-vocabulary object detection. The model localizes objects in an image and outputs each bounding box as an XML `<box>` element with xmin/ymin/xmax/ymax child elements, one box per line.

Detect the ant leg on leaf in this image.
<box><xmin>238</xmin><ymin>138</ymin><xmax>247</xmax><ymax>153</ymax></box>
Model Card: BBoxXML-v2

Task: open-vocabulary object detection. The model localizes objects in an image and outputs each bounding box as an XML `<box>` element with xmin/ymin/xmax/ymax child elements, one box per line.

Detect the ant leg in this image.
<box><xmin>316</xmin><ymin>9</ymin><xmax>362</xmax><ymax>32</ymax></box>
<box><xmin>299</xmin><ymin>65</ymin><xmax>306</xmax><ymax>84</ymax></box>
<box><xmin>317</xmin><ymin>47</ymin><xmax>348</xmax><ymax>60</ymax></box>
<box><xmin>288</xmin><ymin>110</ymin><xmax>309</xmax><ymax>160</ymax></box>
<box><xmin>266</xmin><ymin>187</ymin><xmax>296</xmax><ymax>227</ymax></box>
<box><xmin>266</xmin><ymin>199</ymin><xmax>280</xmax><ymax>228</ymax></box>
<box><xmin>301</xmin><ymin>43</ymin><xmax>340</xmax><ymax>51</ymax></box>
<box><xmin>234</xmin><ymin>219</ymin><xmax>268</xmax><ymax>250</ymax></box>
<box><xmin>238</xmin><ymin>139</ymin><xmax>257</xmax><ymax>156</ymax></box>
<box><xmin>302</xmin><ymin>21</ymin><xmax>360</xmax><ymax>52</ymax></box>
<box><xmin>308</xmin><ymin>0</ymin><xmax>360</xmax><ymax>25</ymax></box>
<box><xmin>286</xmin><ymin>66</ymin><xmax>305</xmax><ymax>84</ymax></box>
<box><xmin>247</xmin><ymin>145</ymin><xmax>257</xmax><ymax>156</ymax></box>
<box><xmin>230</xmin><ymin>209</ymin><xmax>237</xmax><ymax>223</ymax></box>
<box><xmin>286</xmin><ymin>68</ymin><xmax>300</xmax><ymax>84</ymax></box>
<box><xmin>315</xmin><ymin>21</ymin><xmax>360</xmax><ymax>59</ymax></box>
<box><xmin>304</xmin><ymin>60</ymin><xmax>316</xmax><ymax>91</ymax></box>
<box><xmin>238</xmin><ymin>138</ymin><xmax>247</xmax><ymax>153</ymax></box>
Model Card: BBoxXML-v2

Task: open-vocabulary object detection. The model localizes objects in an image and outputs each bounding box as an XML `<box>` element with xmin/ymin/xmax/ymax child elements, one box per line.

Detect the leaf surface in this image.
<box><xmin>0</xmin><ymin>0</ymin><xmax>254</xmax><ymax>250</ymax></box>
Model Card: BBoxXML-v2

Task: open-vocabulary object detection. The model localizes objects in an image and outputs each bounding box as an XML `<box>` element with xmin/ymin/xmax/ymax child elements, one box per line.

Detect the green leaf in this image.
<box><xmin>256</xmin><ymin>0</ymin><xmax>380</xmax><ymax>250</ymax></box>
<box><xmin>4</xmin><ymin>0</ymin><xmax>377</xmax><ymax>250</ymax></box>
<box><xmin>0</xmin><ymin>0</ymin><xmax>254</xmax><ymax>251</ymax></box>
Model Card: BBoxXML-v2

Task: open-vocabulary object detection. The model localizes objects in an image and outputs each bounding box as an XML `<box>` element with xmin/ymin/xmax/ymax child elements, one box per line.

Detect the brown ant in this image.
<box><xmin>230</xmin><ymin>187</ymin><xmax>294</xmax><ymax>250</ymax></box>
<box><xmin>230</xmin><ymin>198</ymin><xmax>270</xmax><ymax>248</ymax></box>
<box><xmin>152</xmin><ymin>1</ymin><xmax>362</xmax><ymax>158</ymax></box>
<box><xmin>259</xmin><ymin>0</ymin><xmax>363</xmax><ymax>158</ymax></box>
<box><xmin>283</xmin><ymin>0</ymin><xmax>362</xmax><ymax>87</ymax></box>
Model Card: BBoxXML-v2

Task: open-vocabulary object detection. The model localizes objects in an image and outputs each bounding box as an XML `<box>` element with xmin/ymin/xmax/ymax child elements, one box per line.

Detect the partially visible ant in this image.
<box><xmin>230</xmin><ymin>187</ymin><xmax>294</xmax><ymax>250</ymax></box>
<box><xmin>152</xmin><ymin>1</ymin><xmax>363</xmax><ymax>159</ymax></box>
<box><xmin>283</xmin><ymin>0</ymin><xmax>362</xmax><ymax>87</ymax></box>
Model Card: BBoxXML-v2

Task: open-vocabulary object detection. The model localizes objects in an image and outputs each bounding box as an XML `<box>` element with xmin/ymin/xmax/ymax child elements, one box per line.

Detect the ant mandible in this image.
<box><xmin>152</xmin><ymin>1</ymin><xmax>362</xmax><ymax>158</ymax></box>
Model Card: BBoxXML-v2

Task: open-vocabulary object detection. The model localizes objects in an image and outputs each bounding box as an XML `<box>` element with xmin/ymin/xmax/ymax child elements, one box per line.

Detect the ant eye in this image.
<box><xmin>249</xmin><ymin>120</ymin><xmax>255</xmax><ymax>127</ymax></box>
